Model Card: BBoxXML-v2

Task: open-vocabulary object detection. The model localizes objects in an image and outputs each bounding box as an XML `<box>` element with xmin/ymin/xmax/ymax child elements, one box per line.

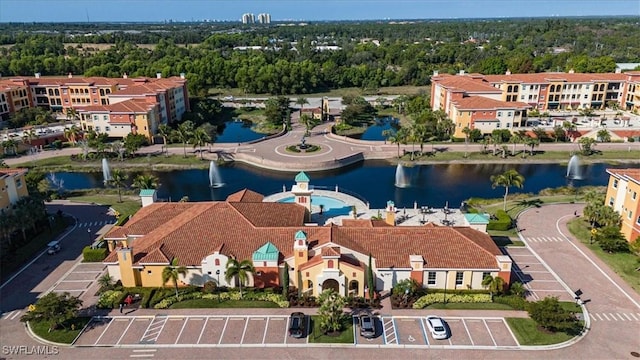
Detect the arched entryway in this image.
<box><xmin>322</xmin><ymin>279</ymin><xmax>339</xmax><ymax>293</ymax></box>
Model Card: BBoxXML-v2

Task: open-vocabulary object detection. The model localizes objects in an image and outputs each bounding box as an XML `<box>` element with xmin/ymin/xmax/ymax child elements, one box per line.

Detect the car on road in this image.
<box><xmin>425</xmin><ymin>315</ymin><xmax>448</xmax><ymax>340</ymax></box>
<box><xmin>47</xmin><ymin>241</ymin><xmax>60</xmax><ymax>255</ymax></box>
<box><xmin>289</xmin><ymin>312</ymin><xmax>306</xmax><ymax>338</ymax></box>
<box><xmin>223</xmin><ymin>95</ymin><xmax>234</xmax><ymax>101</ymax></box>
<box><xmin>359</xmin><ymin>314</ymin><xmax>376</xmax><ymax>338</ymax></box>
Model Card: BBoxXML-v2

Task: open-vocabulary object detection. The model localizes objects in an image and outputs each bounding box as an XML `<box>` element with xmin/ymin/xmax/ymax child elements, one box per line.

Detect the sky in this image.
<box><xmin>1</xmin><ymin>0</ymin><xmax>639</xmax><ymax>23</ymax></box>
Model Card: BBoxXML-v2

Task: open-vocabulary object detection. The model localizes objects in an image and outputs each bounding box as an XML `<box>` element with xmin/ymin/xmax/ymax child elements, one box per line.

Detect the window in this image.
<box><xmin>482</xmin><ymin>272</ymin><xmax>491</xmax><ymax>280</ymax></box>
<box><xmin>427</xmin><ymin>272</ymin><xmax>436</xmax><ymax>285</ymax></box>
<box><xmin>105</xmin><ymin>126</ymin><xmax>111</xmax><ymax>132</ymax></box>
<box><xmin>613</xmin><ymin>179</ymin><xmax>618</xmax><ymax>188</ymax></box>
<box><xmin>497</xmin><ymin>112</ymin><xmax>502</xmax><ymax>117</ymax></box>
<box><xmin>609</xmin><ymin>197</ymin><xmax>614</xmax><ymax>206</ymax></box>
<box><xmin>637</xmin><ymin>216</ymin><xmax>640</xmax><ymax>225</ymax></box>
<box><xmin>327</xmin><ymin>260</ymin><xmax>334</xmax><ymax>269</ymax></box>
<box><xmin>455</xmin><ymin>272</ymin><xmax>463</xmax><ymax>286</ymax></box>
<box><xmin>147</xmin><ymin>270</ymin><xmax>152</xmax><ymax>275</ymax></box>
<box><xmin>62</xmin><ymin>89</ymin><xmax>67</xmax><ymax>95</ymax></box>
<box><xmin>628</xmin><ymin>211</ymin><xmax>633</xmax><ymax>219</ymax></box>
<box><xmin>16</xmin><ymin>179</ymin><xmax>22</xmax><ymax>188</ymax></box>
<box><xmin>95</xmin><ymin>126</ymin><xmax>100</xmax><ymax>132</ymax></box>
<box><xmin>633</xmin><ymin>192</ymin><xmax>637</xmax><ymax>200</ymax></box>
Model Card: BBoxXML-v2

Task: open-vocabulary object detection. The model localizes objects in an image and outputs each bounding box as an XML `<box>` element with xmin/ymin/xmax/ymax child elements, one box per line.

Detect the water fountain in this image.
<box><xmin>566</xmin><ymin>155</ymin><xmax>583</xmax><ymax>180</ymax></box>
<box><xmin>102</xmin><ymin>158</ymin><xmax>111</xmax><ymax>185</ymax></box>
<box><xmin>395</xmin><ymin>163</ymin><xmax>409</xmax><ymax>188</ymax></box>
<box><xmin>209</xmin><ymin>161</ymin><xmax>224</xmax><ymax>188</ymax></box>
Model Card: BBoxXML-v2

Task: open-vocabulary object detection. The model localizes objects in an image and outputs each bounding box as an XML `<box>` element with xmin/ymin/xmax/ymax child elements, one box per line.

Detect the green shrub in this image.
<box><xmin>487</xmin><ymin>210</ymin><xmax>513</xmax><ymax>231</ymax></box>
<box><xmin>286</xmin><ymin>145</ymin><xmax>301</xmax><ymax>153</ymax></box>
<box><xmin>121</xmin><ymin>287</ymin><xmax>155</xmax><ymax>309</ymax></box>
<box><xmin>96</xmin><ymin>290</ymin><xmax>124</xmax><ymax>309</ymax></box>
<box><xmin>154</xmin><ymin>290</ymin><xmax>289</xmax><ymax>309</ymax></box>
<box><xmin>413</xmin><ymin>293</ymin><xmax>492</xmax><ymax>309</ymax></box>
<box><xmin>82</xmin><ymin>247</ymin><xmax>107</xmax><ymax>262</ymax></box>
<box><xmin>493</xmin><ymin>295</ymin><xmax>528</xmax><ymax>310</ymax></box>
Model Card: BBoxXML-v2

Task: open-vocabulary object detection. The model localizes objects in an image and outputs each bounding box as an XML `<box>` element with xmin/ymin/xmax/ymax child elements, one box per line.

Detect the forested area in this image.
<box><xmin>1</xmin><ymin>18</ymin><xmax>639</xmax><ymax>96</ymax></box>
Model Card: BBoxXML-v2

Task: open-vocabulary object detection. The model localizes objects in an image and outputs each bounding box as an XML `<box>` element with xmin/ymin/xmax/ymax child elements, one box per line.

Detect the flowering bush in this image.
<box><xmin>154</xmin><ymin>290</ymin><xmax>289</xmax><ymax>309</ymax></box>
<box><xmin>97</xmin><ymin>290</ymin><xmax>124</xmax><ymax>309</ymax></box>
<box><xmin>413</xmin><ymin>293</ymin><xmax>492</xmax><ymax>309</ymax></box>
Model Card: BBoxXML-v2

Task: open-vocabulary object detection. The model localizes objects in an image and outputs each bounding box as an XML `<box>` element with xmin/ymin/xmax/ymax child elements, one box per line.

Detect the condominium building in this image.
<box><xmin>0</xmin><ymin>79</ymin><xmax>32</xmax><ymax>120</ymax></box>
<box><xmin>257</xmin><ymin>13</ymin><xmax>271</xmax><ymax>24</ymax></box>
<box><xmin>241</xmin><ymin>13</ymin><xmax>255</xmax><ymax>24</ymax></box>
<box><xmin>432</xmin><ymin>70</ymin><xmax>640</xmax><ymax>137</ymax></box>
<box><xmin>605</xmin><ymin>169</ymin><xmax>640</xmax><ymax>242</ymax></box>
<box><xmin>0</xmin><ymin>168</ymin><xmax>29</xmax><ymax>212</ymax></box>
<box><xmin>77</xmin><ymin>99</ymin><xmax>160</xmax><ymax>141</ymax></box>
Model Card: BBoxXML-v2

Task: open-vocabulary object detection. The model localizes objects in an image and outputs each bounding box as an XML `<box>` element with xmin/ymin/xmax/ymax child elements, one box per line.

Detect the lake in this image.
<box><xmin>215</xmin><ymin>120</ymin><xmax>264</xmax><ymax>143</ymax></box>
<box><xmin>49</xmin><ymin>161</ymin><xmax>638</xmax><ymax>209</ymax></box>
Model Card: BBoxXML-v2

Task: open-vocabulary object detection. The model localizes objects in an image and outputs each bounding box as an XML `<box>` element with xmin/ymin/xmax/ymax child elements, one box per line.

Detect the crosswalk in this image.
<box><xmin>1</xmin><ymin>310</ymin><xmax>22</xmax><ymax>321</ymax></box>
<box><xmin>77</xmin><ymin>220</ymin><xmax>115</xmax><ymax>228</ymax></box>
<box><xmin>525</xmin><ymin>236</ymin><xmax>564</xmax><ymax>243</ymax></box>
<box><xmin>590</xmin><ymin>312</ymin><xmax>640</xmax><ymax>322</ymax></box>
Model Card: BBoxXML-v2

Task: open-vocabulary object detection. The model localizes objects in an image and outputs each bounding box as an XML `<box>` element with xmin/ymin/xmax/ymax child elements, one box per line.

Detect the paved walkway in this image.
<box><xmin>5</xmin><ymin>119</ymin><xmax>640</xmax><ymax>171</ymax></box>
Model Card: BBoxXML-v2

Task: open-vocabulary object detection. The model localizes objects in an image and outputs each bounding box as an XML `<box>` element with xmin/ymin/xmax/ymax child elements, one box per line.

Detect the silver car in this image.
<box><xmin>359</xmin><ymin>314</ymin><xmax>376</xmax><ymax>338</ymax></box>
<box><xmin>425</xmin><ymin>316</ymin><xmax>448</xmax><ymax>340</ymax></box>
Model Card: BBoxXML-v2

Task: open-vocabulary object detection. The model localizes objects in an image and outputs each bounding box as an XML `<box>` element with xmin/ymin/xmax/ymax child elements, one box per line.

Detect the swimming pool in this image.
<box><xmin>278</xmin><ymin>195</ymin><xmax>349</xmax><ymax>210</ymax></box>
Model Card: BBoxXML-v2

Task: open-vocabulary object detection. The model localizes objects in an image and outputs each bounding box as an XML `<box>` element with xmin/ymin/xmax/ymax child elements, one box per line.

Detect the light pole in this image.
<box><xmin>216</xmin><ymin>270</ymin><xmax>221</xmax><ymax>303</ymax></box>
<box><xmin>443</xmin><ymin>270</ymin><xmax>449</xmax><ymax>304</ymax></box>
<box><xmin>88</xmin><ymin>228</ymin><xmax>92</xmax><ymax>246</ymax></box>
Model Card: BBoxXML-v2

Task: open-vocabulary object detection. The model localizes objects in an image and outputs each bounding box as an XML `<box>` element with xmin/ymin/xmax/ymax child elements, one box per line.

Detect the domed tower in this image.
<box><xmin>291</xmin><ymin>171</ymin><xmax>313</xmax><ymax>213</ymax></box>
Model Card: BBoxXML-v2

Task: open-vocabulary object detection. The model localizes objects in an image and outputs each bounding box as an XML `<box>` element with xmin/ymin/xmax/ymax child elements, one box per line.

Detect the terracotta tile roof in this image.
<box><xmin>452</xmin><ymin>96</ymin><xmax>530</xmax><ymax>110</ymax></box>
<box><xmin>77</xmin><ymin>98</ymin><xmax>156</xmax><ymax>115</ymax></box>
<box><xmin>611</xmin><ymin>130</ymin><xmax>640</xmax><ymax>139</ymax></box>
<box><xmin>298</xmin><ymin>254</ymin><xmax>323</xmax><ymax>271</ymax></box>
<box><xmin>103</xmin><ymin>194</ymin><xmax>501</xmax><ymax>270</ymax></box>
<box><xmin>0</xmin><ymin>168</ymin><xmax>27</xmax><ymax>176</ymax></box>
<box><xmin>433</xmin><ymin>75</ymin><xmax>501</xmax><ymax>93</ymax></box>
<box><xmin>481</xmin><ymin>72</ymin><xmax>629</xmax><ymax>84</ymax></box>
<box><xmin>606</xmin><ymin>168</ymin><xmax>640</xmax><ymax>183</ymax></box>
<box><xmin>226</xmin><ymin>189</ymin><xmax>265</xmax><ymax>202</ymax></box>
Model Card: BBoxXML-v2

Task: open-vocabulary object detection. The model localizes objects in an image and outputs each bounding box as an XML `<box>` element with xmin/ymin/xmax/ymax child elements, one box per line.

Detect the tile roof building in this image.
<box><xmin>605</xmin><ymin>168</ymin><xmax>640</xmax><ymax>242</ymax></box>
<box><xmin>431</xmin><ymin>70</ymin><xmax>640</xmax><ymax>138</ymax></box>
<box><xmin>0</xmin><ymin>168</ymin><xmax>29</xmax><ymax>212</ymax></box>
<box><xmin>103</xmin><ymin>186</ymin><xmax>512</xmax><ymax>297</ymax></box>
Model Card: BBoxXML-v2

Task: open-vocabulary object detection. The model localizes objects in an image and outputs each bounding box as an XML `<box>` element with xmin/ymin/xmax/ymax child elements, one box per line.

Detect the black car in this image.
<box><xmin>359</xmin><ymin>314</ymin><xmax>376</xmax><ymax>338</ymax></box>
<box><xmin>289</xmin><ymin>312</ymin><xmax>306</xmax><ymax>338</ymax></box>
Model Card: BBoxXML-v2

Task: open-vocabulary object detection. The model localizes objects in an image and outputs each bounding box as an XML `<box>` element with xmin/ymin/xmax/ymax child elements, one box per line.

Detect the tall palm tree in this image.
<box><xmin>157</xmin><ymin>124</ymin><xmax>171</xmax><ymax>156</ymax></box>
<box><xmin>173</xmin><ymin>121</ymin><xmax>194</xmax><ymax>158</ymax></box>
<box><xmin>462</xmin><ymin>126</ymin><xmax>471</xmax><ymax>158</ymax></box>
<box><xmin>2</xmin><ymin>139</ymin><xmax>17</xmax><ymax>156</ymax></box>
<box><xmin>225</xmin><ymin>259</ymin><xmax>255</xmax><ymax>298</ymax></box>
<box><xmin>295</xmin><ymin>97</ymin><xmax>308</xmax><ymax>117</ymax></box>
<box><xmin>132</xmin><ymin>174</ymin><xmax>159</xmax><ymax>190</ymax></box>
<box><xmin>65</xmin><ymin>108</ymin><xmax>78</xmax><ymax>123</ymax></box>
<box><xmin>192</xmin><ymin>126</ymin><xmax>211</xmax><ymax>160</ymax></box>
<box><xmin>162</xmin><ymin>259</ymin><xmax>188</xmax><ymax>298</ymax></box>
<box><xmin>523</xmin><ymin>136</ymin><xmax>540</xmax><ymax>156</ymax></box>
<box><xmin>109</xmin><ymin>169</ymin><xmax>128</xmax><ymax>203</ymax></box>
<box><xmin>509</xmin><ymin>133</ymin><xmax>521</xmax><ymax>156</ymax></box>
<box><xmin>23</xmin><ymin>129</ymin><xmax>38</xmax><ymax>146</ymax></box>
<box><xmin>490</xmin><ymin>169</ymin><xmax>525</xmax><ymax>211</ymax></box>
<box><xmin>63</xmin><ymin>125</ymin><xmax>80</xmax><ymax>146</ymax></box>
<box><xmin>481</xmin><ymin>275</ymin><xmax>505</xmax><ymax>299</ymax></box>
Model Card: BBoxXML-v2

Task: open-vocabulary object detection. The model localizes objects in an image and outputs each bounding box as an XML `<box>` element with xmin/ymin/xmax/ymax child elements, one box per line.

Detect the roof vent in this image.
<box><xmin>459</xmin><ymin>70</ymin><xmax>465</xmax><ymax>75</ymax></box>
<box><xmin>180</xmin><ymin>73</ymin><xmax>185</xmax><ymax>79</ymax></box>
<box><xmin>568</xmin><ymin>69</ymin><xmax>575</xmax><ymax>74</ymax></box>
<box><xmin>156</xmin><ymin>73</ymin><xmax>162</xmax><ymax>79</ymax></box>
<box><xmin>68</xmin><ymin>73</ymin><xmax>73</xmax><ymax>78</ymax></box>
<box><xmin>123</xmin><ymin>73</ymin><xmax>128</xmax><ymax>79</ymax></box>
<box><xmin>35</xmin><ymin>72</ymin><xmax>41</xmax><ymax>78</ymax></box>
<box><xmin>505</xmin><ymin>69</ymin><xmax>511</xmax><ymax>75</ymax></box>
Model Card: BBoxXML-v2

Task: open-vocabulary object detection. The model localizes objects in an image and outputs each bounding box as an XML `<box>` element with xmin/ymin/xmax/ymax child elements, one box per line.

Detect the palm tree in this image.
<box><xmin>523</xmin><ymin>136</ymin><xmax>540</xmax><ymax>156</ymax></box>
<box><xmin>109</xmin><ymin>169</ymin><xmax>128</xmax><ymax>203</ymax></box>
<box><xmin>491</xmin><ymin>169</ymin><xmax>525</xmax><ymax>211</ymax></box>
<box><xmin>157</xmin><ymin>124</ymin><xmax>171</xmax><ymax>156</ymax></box>
<box><xmin>299</xmin><ymin>114</ymin><xmax>316</xmax><ymax>136</ymax></box>
<box><xmin>508</xmin><ymin>281</ymin><xmax>526</xmax><ymax>298</ymax></box>
<box><xmin>97</xmin><ymin>274</ymin><xmax>113</xmax><ymax>290</ymax></box>
<box><xmin>173</xmin><ymin>121</ymin><xmax>194</xmax><ymax>158</ymax></box>
<box><xmin>596</xmin><ymin>129</ymin><xmax>611</xmax><ymax>143</ymax></box>
<box><xmin>578</xmin><ymin>137</ymin><xmax>597</xmax><ymax>155</ymax></box>
<box><xmin>2</xmin><ymin>139</ymin><xmax>17</xmax><ymax>156</ymax></box>
<box><xmin>191</xmin><ymin>126</ymin><xmax>211</xmax><ymax>160</ymax></box>
<box><xmin>23</xmin><ymin>129</ymin><xmax>38</xmax><ymax>146</ymax></box>
<box><xmin>63</xmin><ymin>125</ymin><xmax>80</xmax><ymax>146</ymax></box>
<box><xmin>111</xmin><ymin>141</ymin><xmax>125</xmax><ymax>161</ymax></box>
<box><xmin>295</xmin><ymin>97</ymin><xmax>308</xmax><ymax>117</ymax></box>
<box><xmin>162</xmin><ymin>259</ymin><xmax>188</xmax><ymax>298</ymax></box>
<box><xmin>65</xmin><ymin>108</ymin><xmax>78</xmax><ymax>123</ymax></box>
<box><xmin>481</xmin><ymin>275</ymin><xmax>505</xmax><ymax>300</ymax></box>
<box><xmin>225</xmin><ymin>259</ymin><xmax>255</xmax><ymax>299</ymax></box>
<box><xmin>132</xmin><ymin>174</ymin><xmax>159</xmax><ymax>190</ymax></box>
<box><xmin>509</xmin><ymin>133</ymin><xmax>521</xmax><ymax>156</ymax></box>
<box><xmin>462</xmin><ymin>126</ymin><xmax>471</xmax><ymax>158</ymax></box>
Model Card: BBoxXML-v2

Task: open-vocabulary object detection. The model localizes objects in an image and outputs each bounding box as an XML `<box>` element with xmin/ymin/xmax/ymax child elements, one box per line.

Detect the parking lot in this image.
<box><xmin>501</xmin><ymin>246</ymin><xmax>572</xmax><ymax>302</ymax></box>
<box><xmin>47</xmin><ymin>262</ymin><xmax>106</xmax><ymax>298</ymax></box>
<box><xmin>74</xmin><ymin>314</ymin><xmax>520</xmax><ymax>349</ymax></box>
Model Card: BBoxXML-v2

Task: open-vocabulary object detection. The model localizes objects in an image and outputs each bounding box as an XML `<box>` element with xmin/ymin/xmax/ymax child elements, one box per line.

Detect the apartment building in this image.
<box><xmin>605</xmin><ymin>169</ymin><xmax>640</xmax><ymax>243</ymax></box>
<box><xmin>625</xmin><ymin>71</ymin><xmax>640</xmax><ymax>112</ymax></box>
<box><xmin>0</xmin><ymin>168</ymin><xmax>29</xmax><ymax>212</ymax></box>
<box><xmin>78</xmin><ymin>99</ymin><xmax>160</xmax><ymax>141</ymax></box>
<box><xmin>257</xmin><ymin>13</ymin><xmax>271</xmax><ymax>24</ymax></box>
<box><xmin>0</xmin><ymin>78</ymin><xmax>32</xmax><ymax>120</ymax></box>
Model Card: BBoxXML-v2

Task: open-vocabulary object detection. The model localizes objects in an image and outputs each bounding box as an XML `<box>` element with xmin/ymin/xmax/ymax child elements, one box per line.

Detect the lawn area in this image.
<box><xmin>401</xmin><ymin>149</ymin><xmax>640</xmax><ymax>164</ymax></box>
<box><xmin>29</xmin><ymin>317</ymin><xmax>92</xmax><ymax>344</ymax></box>
<box><xmin>426</xmin><ymin>302</ymin><xmax>514</xmax><ymax>310</ymax></box>
<box><xmin>0</xmin><ymin>216</ymin><xmax>71</xmax><ymax>283</ymax></box>
<box><xmin>170</xmin><ymin>299</ymin><xmax>279</xmax><ymax>309</ymax></box>
<box><xmin>308</xmin><ymin>315</ymin><xmax>354</xmax><ymax>344</ymax></box>
<box><xmin>567</xmin><ymin>218</ymin><xmax>640</xmax><ymax>293</ymax></box>
<box><xmin>505</xmin><ymin>318</ymin><xmax>577</xmax><ymax>345</ymax></box>
<box><xmin>207</xmin><ymin>85</ymin><xmax>430</xmax><ymax>98</ymax></box>
<box><xmin>25</xmin><ymin>154</ymin><xmax>210</xmax><ymax>172</ymax></box>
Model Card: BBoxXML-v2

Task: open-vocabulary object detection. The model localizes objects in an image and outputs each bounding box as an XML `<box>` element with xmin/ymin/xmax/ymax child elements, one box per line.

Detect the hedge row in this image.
<box><xmin>493</xmin><ymin>295</ymin><xmax>527</xmax><ymax>310</ymax></box>
<box><xmin>413</xmin><ymin>293</ymin><xmax>492</xmax><ymax>309</ymax></box>
<box><xmin>154</xmin><ymin>291</ymin><xmax>289</xmax><ymax>309</ymax></box>
<box><xmin>82</xmin><ymin>247</ymin><xmax>107</xmax><ymax>262</ymax></box>
<box><xmin>487</xmin><ymin>210</ymin><xmax>513</xmax><ymax>231</ymax></box>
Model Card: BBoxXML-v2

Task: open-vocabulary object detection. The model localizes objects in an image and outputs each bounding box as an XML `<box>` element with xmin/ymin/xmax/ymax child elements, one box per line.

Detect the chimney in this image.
<box><xmin>68</xmin><ymin>72</ymin><xmax>73</xmax><ymax>78</ymax></box>
<box><xmin>180</xmin><ymin>73</ymin><xmax>185</xmax><ymax>79</ymax></box>
<box><xmin>139</xmin><ymin>189</ymin><xmax>157</xmax><ymax>207</ymax></box>
<box><xmin>433</xmin><ymin>70</ymin><xmax>439</xmax><ymax>76</ymax></box>
<box><xmin>156</xmin><ymin>73</ymin><xmax>162</xmax><ymax>79</ymax></box>
<box><xmin>459</xmin><ymin>70</ymin><xmax>465</xmax><ymax>76</ymax></box>
<box><xmin>615</xmin><ymin>68</ymin><xmax>622</xmax><ymax>74</ymax></box>
<box><xmin>385</xmin><ymin>200</ymin><xmax>396</xmax><ymax>226</ymax></box>
<box><xmin>123</xmin><ymin>73</ymin><xmax>128</xmax><ymax>79</ymax></box>
<box><xmin>505</xmin><ymin>69</ymin><xmax>511</xmax><ymax>75</ymax></box>
<box><xmin>568</xmin><ymin>69</ymin><xmax>575</xmax><ymax>74</ymax></box>
<box><xmin>35</xmin><ymin>72</ymin><xmax>41</xmax><ymax>78</ymax></box>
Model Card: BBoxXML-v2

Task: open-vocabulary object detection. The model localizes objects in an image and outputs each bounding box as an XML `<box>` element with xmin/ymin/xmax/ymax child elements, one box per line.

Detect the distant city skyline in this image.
<box><xmin>1</xmin><ymin>0</ymin><xmax>638</xmax><ymax>23</ymax></box>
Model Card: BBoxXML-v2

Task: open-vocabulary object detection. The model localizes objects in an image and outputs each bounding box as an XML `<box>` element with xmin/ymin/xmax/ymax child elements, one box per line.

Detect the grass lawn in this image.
<box><xmin>567</xmin><ymin>218</ymin><xmax>640</xmax><ymax>294</ymax></box>
<box><xmin>426</xmin><ymin>302</ymin><xmax>514</xmax><ymax>310</ymax></box>
<box><xmin>26</xmin><ymin>154</ymin><xmax>210</xmax><ymax>172</ymax></box>
<box><xmin>29</xmin><ymin>317</ymin><xmax>92</xmax><ymax>344</ymax></box>
<box><xmin>401</xmin><ymin>149</ymin><xmax>640</xmax><ymax>164</ymax></box>
<box><xmin>0</xmin><ymin>217</ymin><xmax>71</xmax><ymax>283</ymax></box>
<box><xmin>308</xmin><ymin>315</ymin><xmax>354</xmax><ymax>344</ymax></box>
<box><xmin>559</xmin><ymin>301</ymin><xmax>582</xmax><ymax>313</ymax></box>
<box><xmin>207</xmin><ymin>85</ymin><xmax>430</xmax><ymax>98</ymax></box>
<box><xmin>505</xmin><ymin>318</ymin><xmax>577</xmax><ymax>345</ymax></box>
<box><xmin>170</xmin><ymin>299</ymin><xmax>279</xmax><ymax>309</ymax></box>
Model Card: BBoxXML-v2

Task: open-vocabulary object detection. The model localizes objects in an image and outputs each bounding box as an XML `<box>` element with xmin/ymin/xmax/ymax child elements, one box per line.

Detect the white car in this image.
<box><xmin>425</xmin><ymin>316</ymin><xmax>448</xmax><ymax>340</ymax></box>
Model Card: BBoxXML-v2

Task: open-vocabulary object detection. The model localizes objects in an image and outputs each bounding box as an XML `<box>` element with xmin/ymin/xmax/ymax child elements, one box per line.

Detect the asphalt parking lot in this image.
<box><xmin>74</xmin><ymin>315</ymin><xmax>520</xmax><ymax>349</ymax></box>
<box><xmin>501</xmin><ymin>246</ymin><xmax>572</xmax><ymax>302</ymax></box>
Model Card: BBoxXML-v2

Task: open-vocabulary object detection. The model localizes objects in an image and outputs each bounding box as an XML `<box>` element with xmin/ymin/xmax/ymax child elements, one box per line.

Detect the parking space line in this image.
<box><xmin>196</xmin><ymin>317</ymin><xmax>209</xmax><ymax>344</ymax></box>
<box><xmin>283</xmin><ymin>317</ymin><xmax>289</xmax><ymax>342</ymax></box>
<box><xmin>482</xmin><ymin>319</ymin><xmax>497</xmax><ymax>347</ymax></box>
<box><xmin>353</xmin><ymin>316</ymin><xmax>358</xmax><ymax>344</ymax></box>
<box><xmin>240</xmin><ymin>317</ymin><xmax>250</xmax><ymax>344</ymax></box>
<box><xmin>602</xmin><ymin>313</ymin><xmax>610</xmax><ymax>321</ymax></box>
<box><xmin>502</xmin><ymin>318</ymin><xmax>520</xmax><ymax>346</ymax></box>
<box><xmin>462</xmin><ymin>319</ymin><xmax>474</xmax><ymax>346</ymax></box>
<box><xmin>261</xmin><ymin>317</ymin><xmax>270</xmax><ymax>344</ymax></box>
<box><xmin>9</xmin><ymin>311</ymin><xmax>21</xmax><ymax>320</ymax></box>
<box><xmin>306</xmin><ymin>315</ymin><xmax>311</xmax><ymax>344</ymax></box>
<box><xmin>218</xmin><ymin>317</ymin><xmax>229</xmax><ymax>345</ymax></box>
<box><xmin>94</xmin><ymin>318</ymin><xmax>115</xmax><ymax>345</ymax></box>
<box><xmin>623</xmin><ymin>313</ymin><xmax>633</xmax><ymax>321</ymax></box>
<box><xmin>616</xmin><ymin>313</ymin><xmax>626</xmax><ymax>321</ymax></box>
<box><xmin>629</xmin><ymin>313</ymin><xmax>638</xmax><ymax>320</ymax></box>
<box><xmin>609</xmin><ymin>313</ymin><xmax>618</xmax><ymax>321</ymax></box>
<box><xmin>116</xmin><ymin>318</ymin><xmax>135</xmax><ymax>345</ymax></box>
<box><xmin>419</xmin><ymin>317</ymin><xmax>429</xmax><ymax>346</ymax></box>
<box><xmin>175</xmin><ymin>317</ymin><xmax>189</xmax><ymax>344</ymax></box>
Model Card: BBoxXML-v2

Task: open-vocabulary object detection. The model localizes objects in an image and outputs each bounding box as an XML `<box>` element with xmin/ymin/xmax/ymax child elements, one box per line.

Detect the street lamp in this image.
<box><xmin>88</xmin><ymin>228</ymin><xmax>92</xmax><ymax>246</ymax></box>
<box><xmin>215</xmin><ymin>270</ymin><xmax>221</xmax><ymax>303</ymax></box>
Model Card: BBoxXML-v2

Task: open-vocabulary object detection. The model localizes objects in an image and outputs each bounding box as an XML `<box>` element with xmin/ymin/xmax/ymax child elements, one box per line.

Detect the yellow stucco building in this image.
<box><xmin>0</xmin><ymin>168</ymin><xmax>29</xmax><ymax>212</ymax></box>
<box><xmin>605</xmin><ymin>169</ymin><xmax>640</xmax><ymax>242</ymax></box>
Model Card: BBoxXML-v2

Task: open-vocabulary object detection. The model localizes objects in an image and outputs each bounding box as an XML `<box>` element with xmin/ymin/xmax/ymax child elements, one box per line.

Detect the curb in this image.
<box><xmin>25</xmin><ymin>321</ymin><xmax>73</xmax><ymax>348</ymax></box>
